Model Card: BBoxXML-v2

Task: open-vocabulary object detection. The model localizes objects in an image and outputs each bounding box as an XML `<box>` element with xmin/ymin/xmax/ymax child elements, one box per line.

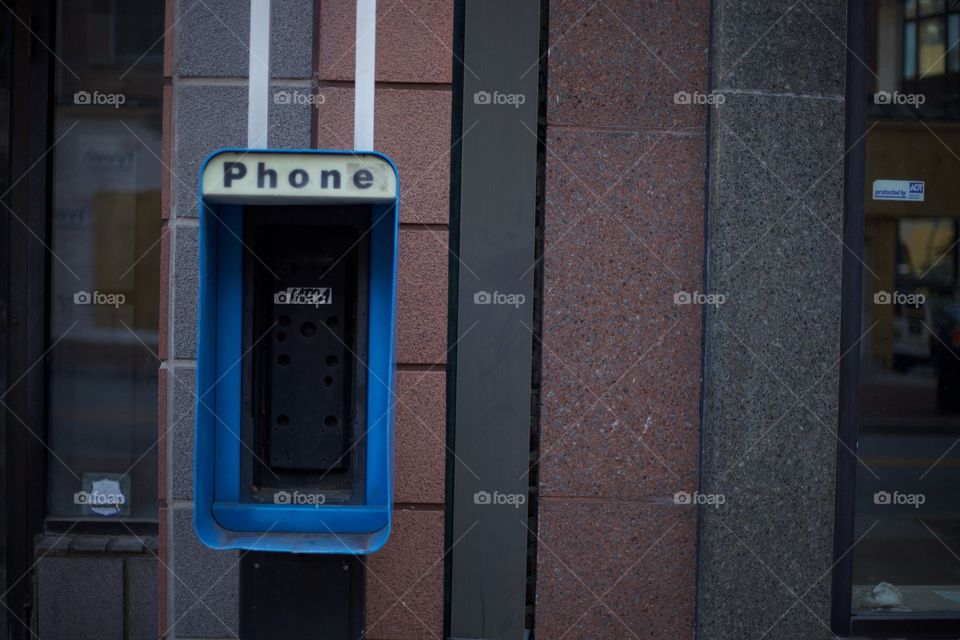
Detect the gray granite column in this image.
<box><xmin>698</xmin><ymin>2</ymin><xmax>848</xmax><ymax>638</ymax></box>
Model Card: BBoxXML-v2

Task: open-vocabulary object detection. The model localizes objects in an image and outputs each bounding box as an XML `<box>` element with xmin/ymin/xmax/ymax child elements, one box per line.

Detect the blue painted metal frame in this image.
<box><xmin>194</xmin><ymin>148</ymin><xmax>399</xmax><ymax>553</ymax></box>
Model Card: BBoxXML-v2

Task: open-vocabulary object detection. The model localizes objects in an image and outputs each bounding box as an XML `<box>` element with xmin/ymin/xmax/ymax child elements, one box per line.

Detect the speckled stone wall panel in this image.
<box><xmin>169</xmin><ymin>508</ymin><xmax>240</xmax><ymax>638</ymax></box>
<box><xmin>547</xmin><ymin>0</ymin><xmax>710</xmax><ymax>130</ymax></box>
<box><xmin>536</xmin><ymin>0</ymin><xmax>709</xmax><ymax>636</ymax></box>
<box><xmin>395</xmin><ymin>370</ymin><xmax>446</xmax><ymax>504</ymax></box>
<box><xmin>697</xmin><ymin>2</ymin><xmax>848</xmax><ymax>638</ymax></box>
<box><xmin>312</xmin><ymin>86</ymin><xmax>452</xmax><ymax>225</ymax></box>
<box><xmin>536</xmin><ymin>501</ymin><xmax>697</xmax><ymax>639</ymax></box>
<box><xmin>364</xmin><ymin>509</ymin><xmax>445</xmax><ymax>639</ymax></box>
<box><xmin>176</xmin><ymin>0</ymin><xmax>313</xmax><ymax>78</ymax></box>
<box><xmin>396</xmin><ymin>229</ymin><xmax>449</xmax><ymax>365</ymax></box>
<box><xmin>712</xmin><ymin>0</ymin><xmax>847</xmax><ymax>95</ymax></box>
<box><xmin>539</xmin><ymin>127</ymin><xmax>704</xmax><ymax>499</ymax></box>
<box><xmin>318</xmin><ymin>0</ymin><xmax>453</xmax><ymax>83</ymax></box>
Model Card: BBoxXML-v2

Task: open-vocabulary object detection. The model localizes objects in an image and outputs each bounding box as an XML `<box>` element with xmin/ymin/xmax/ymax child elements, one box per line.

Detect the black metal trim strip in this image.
<box><xmin>442</xmin><ymin>0</ymin><xmax>466</xmax><ymax>636</ymax></box>
<box><xmin>523</xmin><ymin>0</ymin><xmax>550</xmax><ymax>634</ymax></box>
<box><xmin>851</xmin><ymin>614</ymin><xmax>960</xmax><ymax>638</ymax></box>
<box><xmin>831</xmin><ymin>0</ymin><xmax>869</xmax><ymax>633</ymax></box>
<box><xmin>444</xmin><ymin>1</ymin><xmax>543</xmax><ymax>637</ymax></box>
<box><xmin>5</xmin><ymin>0</ymin><xmax>55</xmax><ymax>637</ymax></box>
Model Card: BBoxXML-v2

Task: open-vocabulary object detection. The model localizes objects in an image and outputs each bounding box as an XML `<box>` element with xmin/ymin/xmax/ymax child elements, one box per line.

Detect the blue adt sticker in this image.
<box><xmin>873</xmin><ymin>179</ymin><xmax>925</xmax><ymax>202</ymax></box>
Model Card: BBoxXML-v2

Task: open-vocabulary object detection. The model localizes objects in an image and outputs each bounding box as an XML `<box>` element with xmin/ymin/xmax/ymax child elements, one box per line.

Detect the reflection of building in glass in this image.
<box><xmin>852</xmin><ymin>0</ymin><xmax>960</xmax><ymax>615</ymax></box>
<box><xmin>47</xmin><ymin>0</ymin><xmax>163</xmax><ymax>521</ymax></box>
<box><xmin>875</xmin><ymin>0</ymin><xmax>960</xmax><ymax>112</ymax></box>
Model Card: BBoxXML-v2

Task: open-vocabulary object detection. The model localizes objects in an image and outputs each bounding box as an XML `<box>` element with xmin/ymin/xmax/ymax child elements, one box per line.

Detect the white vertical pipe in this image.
<box><xmin>248</xmin><ymin>0</ymin><xmax>272</xmax><ymax>148</ymax></box>
<box><xmin>354</xmin><ymin>0</ymin><xmax>377</xmax><ymax>149</ymax></box>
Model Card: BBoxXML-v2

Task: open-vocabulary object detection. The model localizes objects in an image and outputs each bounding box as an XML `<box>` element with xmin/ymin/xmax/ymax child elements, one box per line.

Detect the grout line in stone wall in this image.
<box><xmin>396</xmin><ymin>363</ymin><xmax>445</xmax><ymax>371</ymax></box>
<box><xmin>165</xmin><ymin>3</ymin><xmax>178</xmax><ymax>632</ymax></box>
<box><xmin>161</xmin><ymin>359</ymin><xmax>197</xmax><ymax>369</ymax></box>
<box><xmin>316</xmin><ymin>79</ymin><xmax>453</xmax><ymax>92</ymax></box>
<box><xmin>715</xmin><ymin>87</ymin><xmax>845</xmax><ymax>101</ymax></box>
<box><xmin>394</xmin><ymin>504</ymin><xmax>445</xmax><ymax>511</ymax></box>
<box><xmin>399</xmin><ymin>223</ymin><xmax>448</xmax><ymax>230</ymax></box>
<box><xmin>547</xmin><ymin>123</ymin><xmax>706</xmax><ymax>136</ymax></box>
<box><xmin>538</xmin><ymin>495</ymin><xmax>687</xmax><ymax>505</ymax></box>
<box><xmin>175</xmin><ymin>76</ymin><xmax>314</xmax><ymax>86</ymax></box>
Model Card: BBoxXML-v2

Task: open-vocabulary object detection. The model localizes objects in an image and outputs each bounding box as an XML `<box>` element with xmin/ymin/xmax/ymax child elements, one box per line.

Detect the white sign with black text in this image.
<box><xmin>202</xmin><ymin>152</ymin><xmax>397</xmax><ymax>204</ymax></box>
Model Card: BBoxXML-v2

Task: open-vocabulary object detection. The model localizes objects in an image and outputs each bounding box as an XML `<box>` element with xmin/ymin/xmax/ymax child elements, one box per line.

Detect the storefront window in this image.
<box><xmin>47</xmin><ymin>1</ymin><xmax>163</xmax><ymax>520</ymax></box>
<box><xmin>852</xmin><ymin>0</ymin><xmax>960</xmax><ymax>614</ymax></box>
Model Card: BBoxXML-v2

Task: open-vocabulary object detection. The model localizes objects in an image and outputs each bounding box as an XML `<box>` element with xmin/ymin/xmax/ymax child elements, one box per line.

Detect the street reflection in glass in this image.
<box><xmin>854</xmin><ymin>0</ymin><xmax>960</xmax><ymax>614</ymax></box>
<box><xmin>47</xmin><ymin>1</ymin><xmax>163</xmax><ymax>521</ymax></box>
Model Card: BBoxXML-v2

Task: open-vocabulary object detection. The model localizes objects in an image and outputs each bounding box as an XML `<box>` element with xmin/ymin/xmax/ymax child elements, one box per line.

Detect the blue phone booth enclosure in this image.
<box><xmin>195</xmin><ymin>149</ymin><xmax>399</xmax><ymax>553</ymax></box>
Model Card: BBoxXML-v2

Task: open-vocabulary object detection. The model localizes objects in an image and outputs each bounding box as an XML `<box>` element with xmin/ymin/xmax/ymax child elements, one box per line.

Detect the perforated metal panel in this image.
<box><xmin>257</xmin><ymin>228</ymin><xmax>358</xmax><ymax>471</ymax></box>
<box><xmin>240</xmin><ymin>205</ymin><xmax>370</xmax><ymax>504</ymax></box>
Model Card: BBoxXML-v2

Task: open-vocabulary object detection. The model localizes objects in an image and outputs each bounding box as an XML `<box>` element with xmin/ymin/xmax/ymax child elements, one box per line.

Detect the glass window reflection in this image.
<box><xmin>47</xmin><ymin>1</ymin><xmax>163</xmax><ymax>521</ymax></box>
<box><xmin>854</xmin><ymin>0</ymin><xmax>960</xmax><ymax>615</ymax></box>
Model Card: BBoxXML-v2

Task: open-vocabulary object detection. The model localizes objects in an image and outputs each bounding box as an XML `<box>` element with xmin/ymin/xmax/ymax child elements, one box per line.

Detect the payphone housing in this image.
<box><xmin>194</xmin><ymin>149</ymin><xmax>398</xmax><ymax>554</ymax></box>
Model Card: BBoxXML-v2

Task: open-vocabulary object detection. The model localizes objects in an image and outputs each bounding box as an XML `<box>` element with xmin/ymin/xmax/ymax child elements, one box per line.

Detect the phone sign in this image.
<box><xmin>873</xmin><ymin>179</ymin><xmax>925</xmax><ymax>202</ymax></box>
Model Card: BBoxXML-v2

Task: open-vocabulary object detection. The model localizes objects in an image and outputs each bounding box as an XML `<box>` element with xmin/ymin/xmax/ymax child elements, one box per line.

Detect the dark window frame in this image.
<box><xmin>833</xmin><ymin>0</ymin><xmax>960</xmax><ymax>636</ymax></box>
<box><xmin>4</xmin><ymin>0</ymin><xmax>56</xmax><ymax>637</ymax></box>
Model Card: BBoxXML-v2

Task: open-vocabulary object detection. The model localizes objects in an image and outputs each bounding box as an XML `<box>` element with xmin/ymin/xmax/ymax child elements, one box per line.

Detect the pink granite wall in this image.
<box><xmin>315</xmin><ymin>3</ymin><xmax>452</xmax><ymax>637</ymax></box>
<box><xmin>535</xmin><ymin>2</ymin><xmax>710</xmax><ymax>638</ymax></box>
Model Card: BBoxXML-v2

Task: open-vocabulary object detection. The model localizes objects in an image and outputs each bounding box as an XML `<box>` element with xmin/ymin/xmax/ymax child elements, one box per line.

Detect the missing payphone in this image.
<box><xmin>194</xmin><ymin>150</ymin><xmax>398</xmax><ymax>553</ymax></box>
